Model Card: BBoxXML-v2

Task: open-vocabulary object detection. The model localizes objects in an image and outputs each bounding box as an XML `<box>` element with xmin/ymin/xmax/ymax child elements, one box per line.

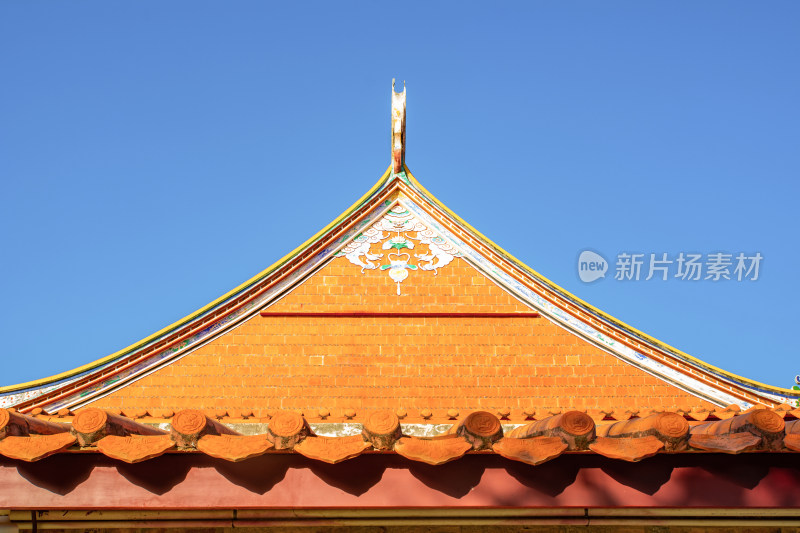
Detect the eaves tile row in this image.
<box><xmin>1</xmin><ymin>406</ymin><xmax>798</xmax><ymax>466</ymax></box>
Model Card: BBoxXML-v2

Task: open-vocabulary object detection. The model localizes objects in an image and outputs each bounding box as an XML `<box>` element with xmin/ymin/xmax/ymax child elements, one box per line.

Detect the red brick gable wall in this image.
<box><xmin>89</xmin><ymin>256</ymin><xmax>706</xmax><ymax>417</ymax></box>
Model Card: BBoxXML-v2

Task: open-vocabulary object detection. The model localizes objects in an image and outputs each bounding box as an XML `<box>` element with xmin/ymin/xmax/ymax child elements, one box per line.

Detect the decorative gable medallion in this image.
<box><xmin>335</xmin><ymin>204</ymin><xmax>461</xmax><ymax>294</ymax></box>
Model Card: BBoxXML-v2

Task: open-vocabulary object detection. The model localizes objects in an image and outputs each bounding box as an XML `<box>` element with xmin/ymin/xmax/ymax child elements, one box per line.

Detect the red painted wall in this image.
<box><xmin>2</xmin><ymin>453</ymin><xmax>799</xmax><ymax>510</ymax></box>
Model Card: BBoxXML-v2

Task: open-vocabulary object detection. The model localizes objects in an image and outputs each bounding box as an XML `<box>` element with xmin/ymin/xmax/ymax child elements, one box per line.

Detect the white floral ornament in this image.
<box><xmin>335</xmin><ymin>204</ymin><xmax>460</xmax><ymax>294</ymax></box>
<box><xmin>383</xmin><ymin>252</ymin><xmax>416</xmax><ymax>295</ymax></box>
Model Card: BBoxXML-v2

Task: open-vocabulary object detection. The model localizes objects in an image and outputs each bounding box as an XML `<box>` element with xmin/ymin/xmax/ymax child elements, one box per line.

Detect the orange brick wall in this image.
<box><xmin>90</xmin><ymin>256</ymin><xmax>706</xmax><ymax>415</ymax></box>
<box><xmin>268</xmin><ymin>256</ymin><xmax>532</xmax><ymax>313</ymax></box>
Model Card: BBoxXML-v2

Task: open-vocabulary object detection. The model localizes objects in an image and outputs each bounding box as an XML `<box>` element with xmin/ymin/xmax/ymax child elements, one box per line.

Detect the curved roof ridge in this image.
<box><xmin>3</xmin><ymin>164</ymin><xmax>796</xmax><ymax>412</ymax></box>
<box><xmin>0</xmin><ymin>167</ymin><xmax>396</xmax><ymax>396</ymax></box>
<box><xmin>401</xmin><ymin>165</ymin><xmax>798</xmax><ymax>399</ymax></box>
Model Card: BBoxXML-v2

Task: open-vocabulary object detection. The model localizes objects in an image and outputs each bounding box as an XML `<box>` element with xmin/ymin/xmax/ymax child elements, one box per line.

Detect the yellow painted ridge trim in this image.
<box><xmin>0</xmin><ymin>167</ymin><xmax>396</xmax><ymax>394</ymax></box>
<box><xmin>403</xmin><ymin>165</ymin><xmax>797</xmax><ymax>397</ymax></box>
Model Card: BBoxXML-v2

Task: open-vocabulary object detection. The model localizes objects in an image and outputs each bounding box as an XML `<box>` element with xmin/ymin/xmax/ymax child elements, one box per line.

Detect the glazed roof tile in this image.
<box><xmin>1</xmin><ymin>406</ymin><xmax>797</xmax><ymax>466</ymax></box>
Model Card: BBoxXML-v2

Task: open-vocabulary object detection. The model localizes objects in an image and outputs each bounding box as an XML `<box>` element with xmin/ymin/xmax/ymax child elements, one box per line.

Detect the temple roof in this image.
<box><xmin>2</xmin><ymin>83</ymin><xmax>800</xmax><ymax>531</ymax></box>
<box><xmin>1</xmin><ymin>82</ymin><xmax>798</xmax><ymax>419</ymax></box>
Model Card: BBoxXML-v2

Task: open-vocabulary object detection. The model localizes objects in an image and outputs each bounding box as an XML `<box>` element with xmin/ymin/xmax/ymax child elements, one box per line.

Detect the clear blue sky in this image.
<box><xmin>1</xmin><ymin>3</ymin><xmax>798</xmax><ymax>391</ymax></box>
